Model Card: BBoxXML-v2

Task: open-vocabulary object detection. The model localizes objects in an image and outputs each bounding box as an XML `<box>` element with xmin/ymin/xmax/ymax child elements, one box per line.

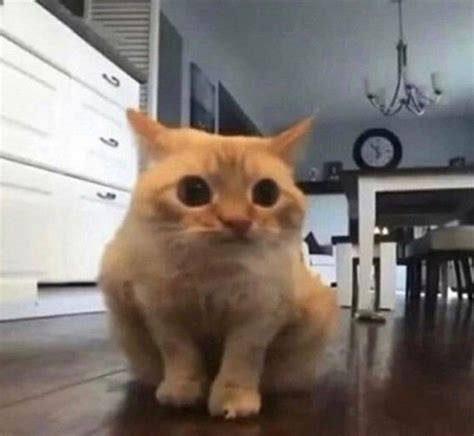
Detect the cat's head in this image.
<box><xmin>127</xmin><ymin>109</ymin><xmax>312</xmax><ymax>243</ymax></box>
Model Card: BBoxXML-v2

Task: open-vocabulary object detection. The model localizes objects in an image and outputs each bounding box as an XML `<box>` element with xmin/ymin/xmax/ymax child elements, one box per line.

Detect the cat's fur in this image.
<box><xmin>99</xmin><ymin>109</ymin><xmax>337</xmax><ymax>419</ymax></box>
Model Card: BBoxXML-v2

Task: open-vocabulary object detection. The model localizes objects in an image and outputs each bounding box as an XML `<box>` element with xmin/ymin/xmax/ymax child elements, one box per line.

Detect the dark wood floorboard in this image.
<box><xmin>0</xmin><ymin>298</ymin><xmax>473</xmax><ymax>436</ymax></box>
<box><xmin>0</xmin><ymin>314</ymin><xmax>125</xmax><ymax>407</ymax></box>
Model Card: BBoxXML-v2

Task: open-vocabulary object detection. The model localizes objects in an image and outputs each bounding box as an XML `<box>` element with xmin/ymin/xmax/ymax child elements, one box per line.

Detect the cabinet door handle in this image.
<box><xmin>100</xmin><ymin>137</ymin><xmax>119</xmax><ymax>148</ymax></box>
<box><xmin>101</xmin><ymin>73</ymin><xmax>120</xmax><ymax>87</ymax></box>
<box><xmin>97</xmin><ymin>192</ymin><xmax>116</xmax><ymax>200</ymax></box>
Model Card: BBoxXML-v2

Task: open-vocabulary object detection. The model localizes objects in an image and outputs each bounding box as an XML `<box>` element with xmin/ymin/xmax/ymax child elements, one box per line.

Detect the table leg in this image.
<box><xmin>335</xmin><ymin>242</ymin><xmax>354</xmax><ymax>307</ymax></box>
<box><xmin>357</xmin><ymin>180</ymin><xmax>376</xmax><ymax>313</ymax></box>
<box><xmin>440</xmin><ymin>262</ymin><xmax>448</xmax><ymax>298</ymax></box>
<box><xmin>379</xmin><ymin>242</ymin><xmax>397</xmax><ymax>310</ymax></box>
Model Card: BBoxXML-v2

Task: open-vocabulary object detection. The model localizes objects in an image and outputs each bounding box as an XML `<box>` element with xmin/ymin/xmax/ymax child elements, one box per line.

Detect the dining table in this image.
<box><xmin>340</xmin><ymin>167</ymin><xmax>474</xmax><ymax>317</ymax></box>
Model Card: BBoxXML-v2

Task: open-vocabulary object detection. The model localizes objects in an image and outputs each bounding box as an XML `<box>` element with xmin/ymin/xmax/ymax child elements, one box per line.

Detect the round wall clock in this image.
<box><xmin>353</xmin><ymin>128</ymin><xmax>402</xmax><ymax>169</ymax></box>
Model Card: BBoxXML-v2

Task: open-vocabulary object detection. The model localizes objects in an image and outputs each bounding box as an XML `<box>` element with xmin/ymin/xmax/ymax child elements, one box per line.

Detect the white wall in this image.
<box><xmin>160</xmin><ymin>1</ymin><xmax>265</xmax><ymax>132</ymax></box>
<box><xmin>296</xmin><ymin>117</ymin><xmax>474</xmax><ymax>180</ymax></box>
<box><xmin>160</xmin><ymin>2</ymin><xmax>473</xmax><ymax>173</ymax></box>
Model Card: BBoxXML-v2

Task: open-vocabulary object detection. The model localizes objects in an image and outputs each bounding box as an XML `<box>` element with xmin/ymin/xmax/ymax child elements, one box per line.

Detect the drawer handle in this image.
<box><xmin>100</xmin><ymin>137</ymin><xmax>119</xmax><ymax>148</ymax></box>
<box><xmin>102</xmin><ymin>73</ymin><xmax>120</xmax><ymax>87</ymax></box>
<box><xmin>97</xmin><ymin>192</ymin><xmax>116</xmax><ymax>200</ymax></box>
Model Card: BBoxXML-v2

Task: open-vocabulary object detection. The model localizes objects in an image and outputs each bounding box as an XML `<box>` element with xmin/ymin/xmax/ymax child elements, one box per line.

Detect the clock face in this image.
<box><xmin>360</xmin><ymin>136</ymin><xmax>395</xmax><ymax>168</ymax></box>
<box><xmin>353</xmin><ymin>129</ymin><xmax>402</xmax><ymax>169</ymax></box>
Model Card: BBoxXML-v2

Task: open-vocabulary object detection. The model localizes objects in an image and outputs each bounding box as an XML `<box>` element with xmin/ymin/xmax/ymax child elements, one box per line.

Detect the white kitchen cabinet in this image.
<box><xmin>0</xmin><ymin>159</ymin><xmax>60</xmax><ymax>280</ymax></box>
<box><xmin>1</xmin><ymin>1</ymin><xmax>140</xmax><ymax>110</ymax></box>
<box><xmin>0</xmin><ymin>158</ymin><xmax>130</xmax><ymax>318</ymax></box>
<box><xmin>60</xmin><ymin>177</ymin><xmax>130</xmax><ymax>282</ymax></box>
<box><xmin>0</xmin><ymin>36</ymin><xmax>70</xmax><ymax>169</ymax></box>
<box><xmin>64</xmin><ymin>82</ymin><xmax>137</xmax><ymax>189</ymax></box>
<box><xmin>0</xmin><ymin>1</ymin><xmax>141</xmax><ymax>319</ymax></box>
<box><xmin>70</xmin><ymin>35</ymin><xmax>140</xmax><ymax>108</ymax></box>
<box><xmin>0</xmin><ymin>159</ymin><xmax>61</xmax><ymax>317</ymax></box>
<box><xmin>1</xmin><ymin>0</ymin><xmax>76</xmax><ymax>72</ymax></box>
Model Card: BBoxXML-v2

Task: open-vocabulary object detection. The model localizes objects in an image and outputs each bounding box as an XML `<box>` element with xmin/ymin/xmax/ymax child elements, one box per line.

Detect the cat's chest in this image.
<box><xmin>159</xmin><ymin>253</ymin><xmax>287</xmax><ymax>319</ymax></box>
<box><xmin>167</xmin><ymin>257</ymin><xmax>268</xmax><ymax>301</ymax></box>
<box><xmin>133</xmin><ymin>236</ymin><xmax>293</xmax><ymax>321</ymax></box>
<box><xmin>174</xmin><ymin>262</ymin><xmax>284</xmax><ymax>337</ymax></box>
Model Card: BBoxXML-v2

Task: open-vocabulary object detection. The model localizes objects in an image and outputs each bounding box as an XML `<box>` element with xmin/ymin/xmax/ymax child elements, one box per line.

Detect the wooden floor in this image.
<box><xmin>0</xmin><ymin>297</ymin><xmax>473</xmax><ymax>436</ymax></box>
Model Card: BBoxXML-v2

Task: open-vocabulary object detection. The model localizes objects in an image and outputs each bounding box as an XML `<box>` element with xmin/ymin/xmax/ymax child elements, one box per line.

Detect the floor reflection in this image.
<box><xmin>107</xmin><ymin>297</ymin><xmax>474</xmax><ymax>436</ymax></box>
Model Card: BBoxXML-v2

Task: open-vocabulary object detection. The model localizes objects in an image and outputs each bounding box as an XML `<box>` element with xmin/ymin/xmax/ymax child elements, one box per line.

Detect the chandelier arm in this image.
<box><xmin>367</xmin><ymin>96</ymin><xmax>383</xmax><ymax>110</ymax></box>
<box><xmin>407</xmin><ymin>87</ymin><xmax>424</xmax><ymax>113</ymax></box>
<box><xmin>416</xmin><ymin>85</ymin><xmax>439</xmax><ymax>105</ymax></box>
<box><xmin>388</xmin><ymin>101</ymin><xmax>404</xmax><ymax>116</ymax></box>
<box><xmin>367</xmin><ymin>95</ymin><xmax>404</xmax><ymax>116</ymax></box>
<box><xmin>407</xmin><ymin>104</ymin><xmax>425</xmax><ymax>116</ymax></box>
<box><xmin>411</xmin><ymin>85</ymin><xmax>433</xmax><ymax>105</ymax></box>
<box><xmin>406</xmin><ymin>95</ymin><xmax>425</xmax><ymax>115</ymax></box>
<box><xmin>383</xmin><ymin>100</ymin><xmax>404</xmax><ymax>116</ymax></box>
<box><xmin>386</xmin><ymin>45</ymin><xmax>404</xmax><ymax>110</ymax></box>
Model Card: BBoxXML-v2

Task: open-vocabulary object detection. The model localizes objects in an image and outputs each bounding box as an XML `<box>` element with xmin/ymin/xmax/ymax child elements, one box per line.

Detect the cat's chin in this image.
<box><xmin>182</xmin><ymin>228</ymin><xmax>286</xmax><ymax>246</ymax></box>
<box><xmin>199</xmin><ymin>231</ymin><xmax>254</xmax><ymax>244</ymax></box>
<box><xmin>217</xmin><ymin>235</ymin><xmax>253</xmax><ymax>245</ymax></box>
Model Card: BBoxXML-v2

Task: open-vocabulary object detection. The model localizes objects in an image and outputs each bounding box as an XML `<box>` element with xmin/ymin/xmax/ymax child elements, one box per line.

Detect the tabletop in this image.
<box><xmin>340</xmin><ymin>167</ymin><xmax>474</xmax><ymax>225</ymax></box>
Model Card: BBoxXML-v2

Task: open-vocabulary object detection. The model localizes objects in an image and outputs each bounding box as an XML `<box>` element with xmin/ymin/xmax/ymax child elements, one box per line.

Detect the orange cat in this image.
<box><xmin>99</xmin><ymin>109</ymin><xmax>337</xmax><ymax>419</ymax></box>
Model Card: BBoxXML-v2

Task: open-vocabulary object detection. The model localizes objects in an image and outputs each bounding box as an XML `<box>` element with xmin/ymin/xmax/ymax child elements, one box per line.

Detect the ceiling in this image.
<box><xmin>176</xmin><ymin>0</ymin><xmax>474</xmax><ymax>132</ymax></box>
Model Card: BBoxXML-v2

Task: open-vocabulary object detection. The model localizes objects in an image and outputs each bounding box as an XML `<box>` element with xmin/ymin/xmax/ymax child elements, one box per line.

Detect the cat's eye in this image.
<box><xmin>252</xmin><ymin>178</ymin><xmax>280</xmax><ymax>207</ymax></box>
<box><xmin>177</xmin><ymin>176</ymin><xmax>212</xmax><ymax>207</ymax></box>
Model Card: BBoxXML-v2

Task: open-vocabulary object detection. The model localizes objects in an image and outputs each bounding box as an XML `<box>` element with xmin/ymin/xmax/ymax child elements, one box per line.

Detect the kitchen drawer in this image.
<box><xmin>0</xmin><ymin>159</ymin><xmax>61</xmax><ymax>278</ymax></box>
<box><xmin>1</xmin><ymin>1</ymin><xmax>75</xmax><ymax>72</ymax></box>
<box><xmin>66</xmin><ymin>82</ymin><xmax>138</xmax><ymax>189</ymax></box>
<box><xmin>60</xmin><ymin>177</ymin><xmax>130</xmax><ymax>281</ymax></box>
<box><xmin>70</xmin><ymin>36</ymin><xmax>140</xmax><ymax>108</ymax></box>
<box><xmin>2</xmin><ymin>1</ymin><xmax>139</xmax><ymax>109</ymax></box>
<box><xmin>0</xmin><ymin>36</ymin><xmax>70</xmax><ymax>168</ymax></box>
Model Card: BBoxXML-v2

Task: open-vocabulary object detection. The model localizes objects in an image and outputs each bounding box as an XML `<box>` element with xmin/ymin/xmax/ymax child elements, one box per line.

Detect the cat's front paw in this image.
<box><xmin>156</xmin><ymin>377</ymin><xmax>207</xmax><ymax>407</ymax></box>
<box><xmin>208</xmin><ymin>383</ymin><xmax>261</xmax><ymax>419</ymax></box>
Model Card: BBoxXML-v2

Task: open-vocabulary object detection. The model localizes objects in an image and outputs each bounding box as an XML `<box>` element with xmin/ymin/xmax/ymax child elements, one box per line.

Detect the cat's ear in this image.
<box><xmin>270</xmin><ymin>116</ymin><xmax>315</xmax><ymax>163</ymax></box>
<box><xmin>127</xmin><ymin>108</ymin><xmax>172</xmax><ymax>157</ymax></box>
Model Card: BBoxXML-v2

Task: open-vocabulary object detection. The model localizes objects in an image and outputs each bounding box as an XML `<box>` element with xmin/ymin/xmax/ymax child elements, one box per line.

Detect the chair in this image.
<box><xmin>405</xmin><ymin>225</ymin><xmax>474</xmax><ymax>303</ymax></box>
<box><xmin>332</xmin><ymin>235</ymin><xmax>397</xmax><ymax>310</ymax></box>
<box><xmin>303</xmin><ymin>232</ymin><xmax>336</xmax><ymax>286</ymax></box>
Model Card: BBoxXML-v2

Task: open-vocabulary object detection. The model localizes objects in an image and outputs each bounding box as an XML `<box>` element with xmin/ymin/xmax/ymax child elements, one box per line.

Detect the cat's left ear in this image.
<box><xmin>126</xmin><ymin>108</ymin><xmax>173</xmax><ymax>157</ymax></box>
<box><xmin>270</xmin><ymin>116</ymin><xmax>315</xmax><ymax>164</ymax></box>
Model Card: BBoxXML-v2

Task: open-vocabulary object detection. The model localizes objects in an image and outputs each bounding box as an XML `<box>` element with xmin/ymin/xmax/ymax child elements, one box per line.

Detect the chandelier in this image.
<box><xmin>364</xmin><ymin>0</ymin><xmax>443</xmax><ymax>116</ymax></box>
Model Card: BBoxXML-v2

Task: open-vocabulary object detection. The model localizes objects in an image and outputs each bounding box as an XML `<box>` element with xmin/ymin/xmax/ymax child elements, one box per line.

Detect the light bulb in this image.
<box><xmin>364</xmin><ymin>77</ymin><xmax>374</xmax><ymax>97</ymax></box>
<box><xmin>431</xmin><ymin>72</ymin><xmax>442</xmax><ymax>94</ymax></box>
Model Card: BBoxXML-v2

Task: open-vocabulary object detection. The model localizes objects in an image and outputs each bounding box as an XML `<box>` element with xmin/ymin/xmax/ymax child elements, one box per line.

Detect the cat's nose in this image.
<box><xmin>220</xmin><ymin>218</ymin><xmax>252</xmax><ymax>236</ymax></box>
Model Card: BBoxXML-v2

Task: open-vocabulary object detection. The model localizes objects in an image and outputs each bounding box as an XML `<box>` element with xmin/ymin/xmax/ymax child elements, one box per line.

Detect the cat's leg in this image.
<box><xmin>100</xmin><ymin>240</ymin><xmax>163</xmax><ymax>385</ymax></box>
<box><xmin>103</xmin><ymin>284</ymin><xmax>163</xmax><ymax>386</ymax></box>
<box><xmin>146</xmin><ymin>318</ymin><xmax>208</xmax><ymax>407</ymax></box>
<box><xmin>208</xmin><ymin>318</ymin><xmax>280</xmax><ymax>418</ymax></box>
<box><xmin>262</xmin><ymin>282</ymin><xmax>337</xmax><ymax>393</ymax></box>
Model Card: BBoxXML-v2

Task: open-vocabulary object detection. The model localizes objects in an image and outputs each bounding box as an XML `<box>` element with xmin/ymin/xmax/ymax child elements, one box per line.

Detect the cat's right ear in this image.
<box><xmin>126</xmin><ymin>109</ymin><xmax>172</xmax><ymax>157</ymax></box>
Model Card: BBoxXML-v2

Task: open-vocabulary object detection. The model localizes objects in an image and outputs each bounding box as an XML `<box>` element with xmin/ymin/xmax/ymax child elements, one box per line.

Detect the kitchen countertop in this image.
<box><xmin>37</xmin><ymin>0</ymin><xmax>147</xmax><ymax>83</ymax></box>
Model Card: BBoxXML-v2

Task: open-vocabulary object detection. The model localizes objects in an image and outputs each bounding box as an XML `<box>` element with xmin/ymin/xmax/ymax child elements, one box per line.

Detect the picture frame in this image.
<box><xmin>190</xmin><ymin>62</ymin><xmax>216</xmax><ymax>133</ymax></box>
<box><xmin>322</xmin><ymin>161</ymin><xmax>343</xmax><ymax>181</ymax></box>
<box><xmin>448</xmin><ymin>156</ymin><xmax>466</xmax><ymax>168</ymax></box>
